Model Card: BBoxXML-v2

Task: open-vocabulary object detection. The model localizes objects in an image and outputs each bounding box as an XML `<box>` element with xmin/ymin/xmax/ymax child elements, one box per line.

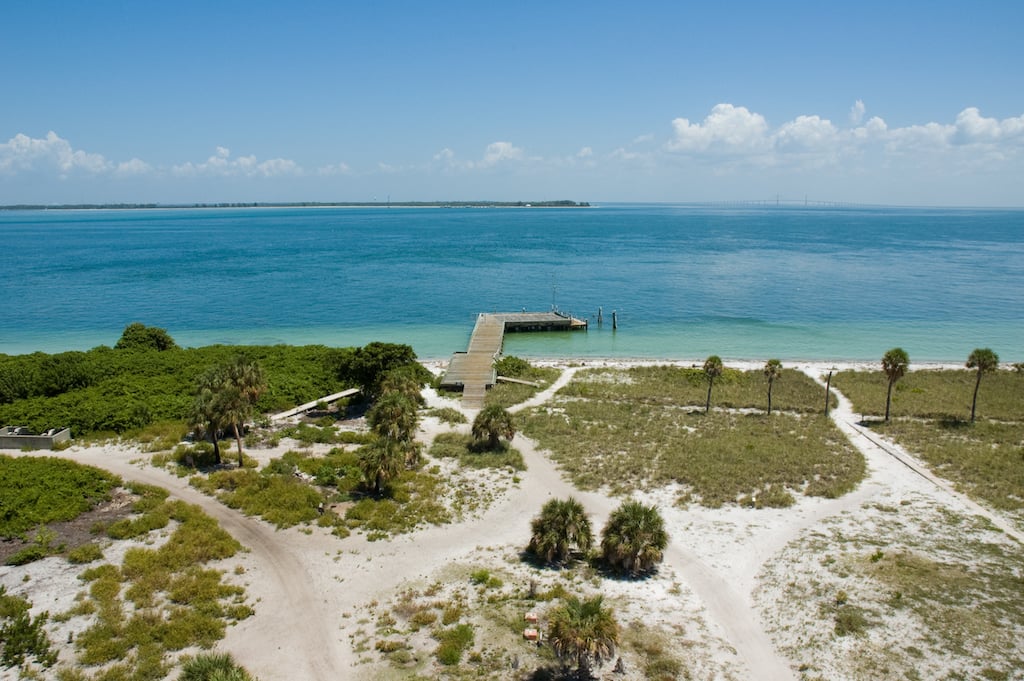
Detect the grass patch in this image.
<box><xmin>344</xmin><ymin>469</ymin><xmax>451</xmax><ymax>538</ymax></box>
<box><xmin>622</xmin><ymin>624</ymin><xmax>687</xmax><ymax>681</ymax></box>
<box><xmin>484</xmin><ymin>366</ymin><xmax>561</xmax><ymax>409</ymax></box>
<box><xmin>434</xmin><ymin>623</ymin><xmax>474</xmax><ymax>665</ymax></box>
<box><xmin>558</xmin><ymin>365</ymin><xmax>825</xmax><ymax>413</ymax></box>
<box><xmin>191</xmin><ymin>468</ymin><xmax>324</xmax><ymax>529</ymax></box>
<box><xmin>277</xmin><ymin>422</ymin><xmax>372</xmax><ymax>446</ymax></box>
<box><xmin>763</xmin><ymin>498</ymin><xmax>1024</xmax><ymax>680</ymax></box>
<box><xmin>39</xmin><ymin>483</ymin><xmax>252</xmax><ymax>679</ymax></box>
<box><xmin>833</xmin><ymin>368</ymin><xmax>1024</xmax><ymax>421</ymax></box>
<box><xmin>429</xmin><ymin>432</ymin><xmax>526</xmax><ymax>471</ymax></box>
<box><xmin>522</xmin><ymin>368</ymin><xmax>863</xmax><ymax>506</ymax></box>
<box><xmin>428</xmin><ymin>407</ymin><xmax>467</xmax><ymax>425</ymax></box>
<box><xmin>869</xmin><ymin>419</ymin><xmax>1024</xmax><ymax>518</ymax></box>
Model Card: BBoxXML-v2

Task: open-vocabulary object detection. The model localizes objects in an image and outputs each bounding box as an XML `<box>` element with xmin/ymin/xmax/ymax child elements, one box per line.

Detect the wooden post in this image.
<box><xmin>597</xmin><ymin>307</ymin><xmax>603</xmax><ymax>326</ymax></box>
<box><xmin>612</xmin><ymin>310</ymin><xmax>617</xmax><ymax>330</ymax></box>
<box><xmin>824</xmin><ymin>370</ymin><xmax>833</xmax><ymax>416</ymax></box>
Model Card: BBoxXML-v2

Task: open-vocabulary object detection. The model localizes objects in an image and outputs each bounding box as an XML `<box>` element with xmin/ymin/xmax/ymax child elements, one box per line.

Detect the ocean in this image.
<box><xmin>1</xmin><ymin>204</ymin><xmax>1021</xmax><ymax>363</ymax></box>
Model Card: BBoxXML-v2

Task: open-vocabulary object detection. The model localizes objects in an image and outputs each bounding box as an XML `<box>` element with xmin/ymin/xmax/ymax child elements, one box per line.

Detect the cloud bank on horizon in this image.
<box><xmin>4</xmin><ymin>102</ymin><xmax>1023</xmax><ymax>207</ymax></box>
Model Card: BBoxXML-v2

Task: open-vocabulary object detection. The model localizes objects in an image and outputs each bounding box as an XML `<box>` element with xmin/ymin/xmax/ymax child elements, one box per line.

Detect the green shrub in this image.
<box><xmin>428</xmin><ymin>407</ymin><xmax>467</xmax><ymax>425</ymax></box>
<box><xmin>179</xmin><ymin>652</ymin><xmax>254</xmax><ymax>681</ymax></box>
<box><xmin>834</xmin><ymin>605</ymin><xmax>871</xmax><ymax>636</ymax></box>
<box><xmin>5</xmin><ymin>545</ymin><xmax>47</xmax><ymax>566</ymax></box>
<box><xmin>67</xmin><ymin>543</ymin><xmax>105</xmax><ymax>564</ymax></box>
<box><xmin>0</xmin><ymin>586</ymin><xmax>58</xmax><ymax>669</ymax></box>
<box><xmin>435</xmin><ymin>623</ymin><xmax>474</xmax><ymax>665</ymax></box>
<box><xmin>494</xmin><ymin>356</ymin><xmax>532</xmax><ymax>378</ymax></box>
<box><xmin>0</xmin><ymin>455</ymin><xmax>119</xmax><ymax>538</ymax></box>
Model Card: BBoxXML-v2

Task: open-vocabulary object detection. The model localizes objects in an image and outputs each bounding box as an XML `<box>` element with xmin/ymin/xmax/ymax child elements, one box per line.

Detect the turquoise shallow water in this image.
<box><xmin>1</xmin><ymin>204</ymin><xmax>1021</xmax><ymax>362</ymax></box>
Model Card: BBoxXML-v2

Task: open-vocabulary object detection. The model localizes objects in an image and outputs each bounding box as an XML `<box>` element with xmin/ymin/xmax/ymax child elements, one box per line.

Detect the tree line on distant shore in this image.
<box><xmin>0</xmin><ymin>200</ymin><xmax>589</xmax><ymax>211</ymax></box>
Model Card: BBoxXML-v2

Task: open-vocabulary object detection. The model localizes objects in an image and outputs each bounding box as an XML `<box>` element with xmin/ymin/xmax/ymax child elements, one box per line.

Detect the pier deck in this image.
<box><xmin>440</xmin><ymin>312</ymin><xmax>586</xmax><ymax>409</ymax></box>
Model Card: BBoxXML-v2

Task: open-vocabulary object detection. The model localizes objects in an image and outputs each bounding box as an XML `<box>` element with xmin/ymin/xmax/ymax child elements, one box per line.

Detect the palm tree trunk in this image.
<box><xmin>209</xmin><ymin>429</ymin><xmax>221</xmax><ymax>465</ymax></box>
<box><xmin>971</xmin><ymin>371</ymin><xmax>982</xmax><ymax>422</ymax></box>
<box><xmin>767</xmin><ymin>382</ymin><xmax>773</xmax><ymax>415</ymax></box>
<box><xmin>705</xmin><ymin>379</ymin><xmax>713</xmax><ymax>413</ymax></box>
<box><xmin>232</xmin><ymin>422</ymin><xmax>244</xmax><ymax>467</ymax></box>
<box><xmin>885</xmin><ymin>380</ymin><xmax>894</xmax><ymax>421</ymax></box>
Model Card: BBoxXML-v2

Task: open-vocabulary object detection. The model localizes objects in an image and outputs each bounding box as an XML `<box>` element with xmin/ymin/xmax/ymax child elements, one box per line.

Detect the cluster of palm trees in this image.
<box><xmin>881</xmin><ymin>346</ymin><xmax>1001</xmax><ymax>422</ymax></box>
<box><xmin>190</xmin><ymin>355</ymin><xmax>266</xmax><ymax>467</ymax></box>
<box><xmin>361</xmin><ymin>366</ymin><xmax>426</xmax><ymax>495</ymax></box>
<box><xmin>526</xmin><ymin>497</ymin><xmax>667</xmax><ymax>675</ymax></box>
<box><xmin>528</xmin><ymin>497</ymin><xmax>669</xmax><ymax>577</ymax></box>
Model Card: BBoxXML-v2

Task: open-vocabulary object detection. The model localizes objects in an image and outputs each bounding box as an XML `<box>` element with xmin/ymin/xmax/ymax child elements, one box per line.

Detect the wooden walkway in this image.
<box><xmin>440</xmin><ymin>312</ymin><xmax>586</xmax><ymax>409</ymax></box>
<box><xmin>270</xmin><ymin>388</ymin><xmax>361</xmax><ymax>421</ymax></box>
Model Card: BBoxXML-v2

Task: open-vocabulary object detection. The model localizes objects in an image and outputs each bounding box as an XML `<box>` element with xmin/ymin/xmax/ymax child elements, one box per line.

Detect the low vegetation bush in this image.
<box><xmin>0</xmin><ymin>455</ymin><xmax>119</xmax><ymax>539</ymax></box>
<box><xmin>67</xmin><ymin>543</ymin><xmax>105</xmax><ymax>564</ymax></box>
<box><xmin>427</xmin><ymin>407</ymin><xmax>467</xmax><ymax>425</ymax></box>
<box><xmin>0</xmin><ymin>340</ymin><xmax>422</xmax><ymax>436</ymax></box>
<box><xmin>0</xmin><ymin>586</ymin><xmax>58</xmax><ymax>669</ymax></box>
<box><xmin>191</xmin><ymin>467</ymin><xmax>324</xmax><ymax>529</ymax></box>
<box><xmin>179</xmin><ymin>652</ymin><xmax>255</xmax><ymax>681</ymax></box>
<box><xmin>434</xmin><ymin>623</ymin><xmax>474</xmax><ymax>665</ymax></box>
<box><xmin>69</xmin><ymin>493</ymin><xmax>248</xmax><ymax>674</ymax></box>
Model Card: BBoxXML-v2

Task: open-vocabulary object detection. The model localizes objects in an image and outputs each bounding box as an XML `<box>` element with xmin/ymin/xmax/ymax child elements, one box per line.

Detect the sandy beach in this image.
<box><xmin>2</xmin><ymin>359</ymin><xmax>1021</xmax><ymax>681</ymax></box>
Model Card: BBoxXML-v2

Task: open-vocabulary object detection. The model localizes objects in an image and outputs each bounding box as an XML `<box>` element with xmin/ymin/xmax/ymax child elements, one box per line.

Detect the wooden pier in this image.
<box><xmin>440</xmin><ymin>312</ymin><xmax>587</xmax><ymax>409</ymax></box>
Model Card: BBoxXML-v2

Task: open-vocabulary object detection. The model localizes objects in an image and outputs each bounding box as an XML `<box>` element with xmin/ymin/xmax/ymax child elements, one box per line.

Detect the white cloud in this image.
<box><xmin>952</xmin><ymin>107</ymin><xmax>1024</xmax><ymax>144</ymax></box>
<box><xmin>115</xmin><ymin>158</ymin><xmax>152</xmax><ymax>176</ymax></box>
<box><xmin>0</xmin><ymin>131</ymin><xmax>112</xmax><ymax>175</ymax></box>
<box><xmin>317</xmin><ymin>162</ymin><xmax>352</xmax><ymax>176</ymax></box>
<box><xmin>632</xmin><ymin>133</ymin><xmax>655</xmax><ymax>144</ymax></box>
<box><xmin>663</xmin><ymin>104</ymin><xmax>1024</xmax><ymax>172</ymax></box>
<box><xmin>576</xmin><ymin>146</ymin><xmax>593</xmax><ymax>158</ymax></box>
<box><xmin>172</xmin><ymin>147</ymin><xmax>302</xmax><ymax>177</ymax></box>
<box><xmin>667</xmin><ymin>104</ymin><xmax>771</xmax><ymax>153</ymax></box>
<box><xmin>849</xmin><ymin>99</ymin><xmax>866</xmax><ymax>125</ymax></box>
<box><xmin>433</xmin><ymin>148</ymin><xmax>455</xmax><ymax>162</ymax></box>
<box><xmin>479</xmin><ymin>141</ymin><xmax>523</xmax><ymax>167</ymax></box>
<box><xmin>774</xmin><ymin>115</ymin><xmax>839</xmax><ymax>150</ymax></box>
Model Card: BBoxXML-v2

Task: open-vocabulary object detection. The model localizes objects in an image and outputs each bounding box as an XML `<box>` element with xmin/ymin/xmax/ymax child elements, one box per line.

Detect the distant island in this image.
<box><xmin>0</xmin><ymin>200</ymin><xmax>590</xmax><ymax>210</ymax></box>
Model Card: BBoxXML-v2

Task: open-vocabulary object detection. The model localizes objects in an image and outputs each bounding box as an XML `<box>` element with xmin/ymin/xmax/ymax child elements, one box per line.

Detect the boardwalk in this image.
<box><xmin>440</xmin><ymin>312</ymin><xmax>586</xmax><ymax>409</ymax></box>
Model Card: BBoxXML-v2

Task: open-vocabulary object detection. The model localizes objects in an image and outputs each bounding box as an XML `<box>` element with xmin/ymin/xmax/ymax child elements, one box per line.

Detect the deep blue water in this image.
<box><xmin>1</xmin><ymin>204</ymin><xmax>1021</xmax><ymax>362</ymax></box>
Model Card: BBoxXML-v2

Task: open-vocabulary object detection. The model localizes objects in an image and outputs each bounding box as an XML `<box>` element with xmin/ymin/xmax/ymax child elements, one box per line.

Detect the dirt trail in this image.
<box><xmin>63</xmin><ymin>447</ymin><xmax>350</xmax><ymax>681</ymax></box>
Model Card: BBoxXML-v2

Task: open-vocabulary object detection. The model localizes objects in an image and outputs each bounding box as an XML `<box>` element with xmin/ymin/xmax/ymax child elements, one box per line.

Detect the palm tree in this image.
<box><xmin>547</xmin><ymin>595</ymin><xmax>619</xmax><ymax>678</ymax></box>
<box><xmin>471</xmin><ymin>404</ymin><xmax>516</xmax><ymax>450</ymax></box>
<box><xmin>703</xmin><ymin>355</ymin><xmax>724</xmax><ymax>413</ymax></box>
<box><xmin>881</xmin><ymin>347</ymin><xmax>909</xmax><ymax>422</ymax></box>
<box><xmin>600</xmin><ymin>501</ymin><xmax>669</xmax><ymax>577</ymax></box>
<box><xmin>190</xmin><ymin>369</ymin><xmax>228</xmax><ymax>465</ymax></box>
<box><xmin>358</xmin><ymin>440</ymin><xmax>405</xmax><ymax>495</ymax></box>
<box><xmin>226</xmin><ymin>354</ymin><xmax>266</xmax><ymax>405</ymax></box>
<box><xmin>966</xmin><ymin>348</ymin><xmax>999</xmax><ymax>422</ymax></box>
<box><xmin>527</xmin><ymin>497</ymin><xmax>593</xmax><ymax>566</ymax></box>
<box><xmin>192</xmin><ymin>356</ymin><xmax>267</xmax><ymax>467</ymax></box>
<box><xmin>379</xmin><ymin>365</ymin><xmax>427</xmax><ymax>406</ymax></box>
<box><xmin>367</xmin><ymin>392</ymin><xmax>419</xmax><ymax>443</ymax></box>
<box><xmin>763</xmin><ymin>359</ymin><xmax>783</xmax><ymax>415</ymax></box>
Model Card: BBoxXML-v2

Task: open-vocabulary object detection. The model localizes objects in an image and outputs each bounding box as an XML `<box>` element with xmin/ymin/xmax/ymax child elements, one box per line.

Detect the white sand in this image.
<box><xmin>2</xmin><ymin>360</ymin><xmax>1019</xmax><ymax>680</ymax></box>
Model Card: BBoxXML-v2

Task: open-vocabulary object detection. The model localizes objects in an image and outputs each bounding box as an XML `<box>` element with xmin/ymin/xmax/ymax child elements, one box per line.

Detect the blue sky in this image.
<box><xmin>2</xmin><ymin>0</ymin><xmax>1023</xmax><ymax>206</ymax></box>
